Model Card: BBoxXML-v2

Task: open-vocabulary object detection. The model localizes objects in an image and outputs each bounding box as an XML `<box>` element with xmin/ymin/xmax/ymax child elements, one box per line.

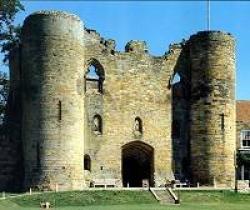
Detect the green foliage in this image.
<box><xmin>0</xmin><ymin>0</ymin><xmax>24</xmax><ymax>64</ymax></box>
<box><xmin>0</xmin><ymin>0</ymin><xmax>23</xmax><ymax>123</ymax></box>
<box><xmin>0</xmin><ymin>71</ymin><xmax>9</xmax><ymax>124</ymax></box>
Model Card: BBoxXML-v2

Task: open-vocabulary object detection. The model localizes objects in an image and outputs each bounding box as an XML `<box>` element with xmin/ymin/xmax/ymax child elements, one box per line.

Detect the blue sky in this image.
<box><xmin>1</xmin><ymin>1</ymin><xmax>250</xmax><ymax>99</ymax></box>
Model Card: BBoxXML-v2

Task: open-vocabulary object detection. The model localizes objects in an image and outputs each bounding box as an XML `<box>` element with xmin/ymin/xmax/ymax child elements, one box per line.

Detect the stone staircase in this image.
<box><xmin>150</xmin><ymin>188</ymin><xmax>179</xmax><ymax>205</ymax></box>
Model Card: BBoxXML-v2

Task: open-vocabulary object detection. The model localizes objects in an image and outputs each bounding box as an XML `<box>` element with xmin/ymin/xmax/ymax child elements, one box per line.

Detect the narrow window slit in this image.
<box><xmin>220</xmin><ymin>114</ymin><xmax>225</xmax><ymax>131</ymax></box>
<box><xmin>36</xmin><ymin>142</ymin><xmax>41</xmax><ymax>168</ymax></box>
<box><xmin>58</xmin><ymin>100</ymin><xmax>62</xmax><ymax>121</ymax></box>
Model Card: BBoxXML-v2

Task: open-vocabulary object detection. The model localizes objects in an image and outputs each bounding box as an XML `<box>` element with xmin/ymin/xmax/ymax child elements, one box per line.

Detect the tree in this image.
<box><xmin>0</xmin><ymin>71</ymin><xmax>9</xmax><ymax>123</ymax></box>
<box><xmin>0</xmin><ymin>0</ymin><xmax>24</xmax><ymax>63</ymax></box>
<box><xmin>0</xmin><ymin>0</ymin><xmax>24</xmax><ymax>123</ymax></box>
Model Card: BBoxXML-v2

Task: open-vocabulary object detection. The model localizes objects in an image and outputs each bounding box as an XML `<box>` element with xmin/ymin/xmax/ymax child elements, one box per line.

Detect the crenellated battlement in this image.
<box><xmin>189</xmin><ymin>30</ymin><xmax>234</xmax><ymax>41</ymax></box>
<box><xmin>125</xmin><ymin>40</ymin><xmax>148</xmax><ymax>53</ymax></box>
<box><xmin>24</xmin><ymin>10</ymin><xmax>82</xmax><ymax>23</ymax></box>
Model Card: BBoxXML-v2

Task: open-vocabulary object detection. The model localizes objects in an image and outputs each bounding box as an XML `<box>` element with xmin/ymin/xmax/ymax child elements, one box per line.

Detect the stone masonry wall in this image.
<box><xmin>189</xmin><ymin>31</ymin><xmax>236</xmax><ymax>187</ymax></box>
<box><xmin>21</xmin><ymin>11</ymin><xmax>85</xmax><ymax>190</ymax></box>
<box><xmin>171</xmin><ymin>43</ymin><xmax>191</xmax><ymax>181</ymax></box>
<box><xmin>83</xmin><ymin>30</ymin><xmax>185</xmax><ymax>186</ymax></box>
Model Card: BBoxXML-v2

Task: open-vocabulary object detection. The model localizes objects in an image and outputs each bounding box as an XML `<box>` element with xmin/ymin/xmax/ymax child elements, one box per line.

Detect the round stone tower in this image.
<box><xmin>21</xmin><ymin>11</ymin><xmax>85</xmax><ymax>190</ymax></box>
<box><xmin>188</xmin><ymin>31</ymin><xmax>236</xmax><ymax>187</ymax></box>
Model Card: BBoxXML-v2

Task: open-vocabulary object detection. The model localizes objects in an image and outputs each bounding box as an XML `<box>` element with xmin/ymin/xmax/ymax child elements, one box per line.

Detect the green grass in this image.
<box><xmin>177</xmin><ymin>190</ymin><xmax>250</xmax><ymax>203</ymax></box>
<box><xmin>3</xmin><ymin>190</ymin><xmax>157</xmax><ymax>207</ymax></box>
<box><xmin>0</xmin><ymin>190</ymin><xmax>250</xmax><ymax>210</ymax></box>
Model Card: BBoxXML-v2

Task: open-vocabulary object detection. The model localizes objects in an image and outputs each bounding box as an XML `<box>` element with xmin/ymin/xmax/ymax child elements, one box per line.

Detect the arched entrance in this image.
<box><xmin>122</xmin><ymin>141</ymin><xmax>154</xmax><ymax>187</ymax></box>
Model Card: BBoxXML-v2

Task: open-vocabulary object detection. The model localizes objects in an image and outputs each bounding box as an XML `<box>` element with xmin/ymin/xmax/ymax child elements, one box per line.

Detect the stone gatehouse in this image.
<box><xmin>0</xmin><ymin>10</ymin><xmax>237</xmax><ymax>191</ymax></box>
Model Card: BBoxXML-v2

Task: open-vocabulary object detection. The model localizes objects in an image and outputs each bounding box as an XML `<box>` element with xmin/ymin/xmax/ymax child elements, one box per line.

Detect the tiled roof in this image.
<box><xmin>236</xmin><ymin>100</ymin><xmax>250</xmax><ymax>122</ymax></box>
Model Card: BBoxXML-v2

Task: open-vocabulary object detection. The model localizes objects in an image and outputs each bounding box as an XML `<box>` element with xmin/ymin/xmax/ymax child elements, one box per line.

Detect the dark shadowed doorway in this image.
<box><xmin>122</xmin><ymin>141</ymin><xmax>154</xmax><ymax>187</ymax></box>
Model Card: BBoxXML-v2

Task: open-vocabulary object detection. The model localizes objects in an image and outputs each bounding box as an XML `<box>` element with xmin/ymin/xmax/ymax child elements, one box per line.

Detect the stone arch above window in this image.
<box><xmin>84</xmin><ymin>154</ymin><xmax>91</xmax><ymax>171</ymax></box>
<box><xmin>93</xmin><ymin>114</ymin><xmax>102</xmax><ymax>135</ymax></box>
<box><xmin>85</xmin><ymin>59</ymin><xmax>105</xmax><ymax>94</ymax></box>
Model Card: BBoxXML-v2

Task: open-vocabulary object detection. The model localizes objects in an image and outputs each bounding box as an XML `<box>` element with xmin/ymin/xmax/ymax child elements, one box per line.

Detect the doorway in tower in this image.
<box><xmin>122</xmin><ymin>141</ymin><xmax>154</xmax><ymax>187</ymax></box>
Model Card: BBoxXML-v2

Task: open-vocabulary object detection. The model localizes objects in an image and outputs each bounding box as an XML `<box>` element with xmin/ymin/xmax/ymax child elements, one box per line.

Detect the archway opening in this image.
<box><xmin>122</xmin><ymin>141</ymin><xmax>154</xmax><ymax>187</ymax></box>
<box><xmin>84</xmin><ymin>154</ymin><xmax>91</xmax><ymax>171</ymax></box>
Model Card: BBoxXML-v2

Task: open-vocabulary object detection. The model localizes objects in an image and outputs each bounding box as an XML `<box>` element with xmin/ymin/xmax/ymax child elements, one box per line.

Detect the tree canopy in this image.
<box><xmin>0</xmin><ymin>0</ymin><xmax>24</xmax><ymax>63</ymax></box>
<box><xmin>0</xmin><ymin>0</ymin><xmax>24</xmax><ymax>123</ymax></box>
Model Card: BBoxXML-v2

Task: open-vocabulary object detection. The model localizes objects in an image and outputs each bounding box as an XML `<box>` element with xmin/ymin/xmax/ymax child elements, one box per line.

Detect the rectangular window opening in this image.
<box><xmin>241</xmin><ymin>130</ymin><xmax>250</xmax><ymax>149</ymax></box>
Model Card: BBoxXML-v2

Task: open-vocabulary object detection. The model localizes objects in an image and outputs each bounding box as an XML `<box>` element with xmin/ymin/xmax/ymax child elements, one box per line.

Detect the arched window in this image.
<box><xmin>84</xmin><ymin>154</ymin><xmax>91</xmax><ymax>171</ymax></box>
<box><xmin>85</xmin><ymin>60</ymin><xmax>105</xmax><ymax>93</ymax></box>
<box><xmin>93</xmin><ymin>114</ymin><xmax>102</xmax><ymax>134</ymax></box>
<box><xmin>134</xmin><ymin>117</ymin><xmax>143</xmax><ymax>134</ymax></box>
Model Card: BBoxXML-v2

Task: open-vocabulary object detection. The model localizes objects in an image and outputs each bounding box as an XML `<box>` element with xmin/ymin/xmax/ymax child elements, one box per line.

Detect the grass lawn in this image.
<box><xmin>0</xmin><ymin>190</ymin><xmax>250</xmax><ymax>210</ymax></box>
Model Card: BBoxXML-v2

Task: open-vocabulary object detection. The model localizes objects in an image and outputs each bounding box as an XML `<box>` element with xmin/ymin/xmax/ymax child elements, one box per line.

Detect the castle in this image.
<box><xmin>0</xmin><ymin>10</ymin><xmax>245</xmax><ymax>191</ymax></box>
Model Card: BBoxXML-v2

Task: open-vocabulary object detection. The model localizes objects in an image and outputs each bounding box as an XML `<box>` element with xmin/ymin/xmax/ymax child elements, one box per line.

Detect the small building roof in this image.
<box><xmin>236</xmin><ymin>100</ymin><xmax>250</xmax><ymax>122</ymax></box>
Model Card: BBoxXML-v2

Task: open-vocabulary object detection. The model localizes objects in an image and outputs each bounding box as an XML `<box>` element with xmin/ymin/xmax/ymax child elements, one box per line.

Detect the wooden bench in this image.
<box><xmin>92</xmin><ymin>178</ymin><xmax>118</xmax><ymax>188</ymax></box>
<box><xmin>174</xmin><ymin>180</ymin><xmax>189</xmax><ymax>188</ymax></box>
